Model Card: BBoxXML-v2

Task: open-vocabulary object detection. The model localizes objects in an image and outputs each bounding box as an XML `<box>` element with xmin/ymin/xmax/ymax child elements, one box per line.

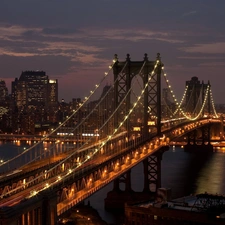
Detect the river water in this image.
<box><xmin>0</xmin><ymin>142</ymin><xmax>225</xmax><ymax>224</ymax></box>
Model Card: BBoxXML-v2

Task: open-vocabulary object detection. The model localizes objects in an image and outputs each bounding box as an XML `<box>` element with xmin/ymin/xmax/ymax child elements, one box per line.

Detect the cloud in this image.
<box><xmin>178</xmin><ymin>56</ymin><xmax>224</xmax><ymax>60</ymax></box>
<box><xmin>182</xmin><ymin>11</ymin><xmax>197</xmax><ymax>17</ymax></box>
<box><xmin>80</xmin><ymin>28</ymin><xmax>184</xmax><ymax>44</ymax></box>
<box><xmin>180</xmin><ymin>42</ymin><xmax>225</xmax><ymax>54</ymax></box>
<box><xmin>42</xmin><ymin>27</ymin><xmax>79</xmax><ymax>35</ymax></box>
<box><xmin>0</xmin><ymin>24</ymin><xmax>105</xmax><ymax>67</ymax></box>
<box><xmin>198</xmin><ymin>62</ymin><xmax>225</xmax><ymax>67</ymax></box>
<box><xmin>0</xmin><ymin>23</ymin><xmax>185</xmax><ymax>69</ymax></box>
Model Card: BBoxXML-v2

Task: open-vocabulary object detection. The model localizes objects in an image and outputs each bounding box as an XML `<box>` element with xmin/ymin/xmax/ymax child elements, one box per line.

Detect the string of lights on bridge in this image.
<box><xmin>162</xmin><ymin>67</ymin><xmax>218</xmax><ymax>120</ymax></box>
<box><xmin>0</xmin><ymin>55</ymin><xmax>219</xmax><ymax>200</ymax></box>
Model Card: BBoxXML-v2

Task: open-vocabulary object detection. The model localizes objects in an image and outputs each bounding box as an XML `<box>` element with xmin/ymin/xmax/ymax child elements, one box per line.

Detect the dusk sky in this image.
<box><xmin>0</xmin><ymin>0</ymin><xmax>225</xmax><ymax>103</ymax></box>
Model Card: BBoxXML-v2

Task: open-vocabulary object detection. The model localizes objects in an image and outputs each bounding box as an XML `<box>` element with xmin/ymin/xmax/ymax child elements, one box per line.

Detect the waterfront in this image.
<box><xmin>0</xmin><ymin>142</ymin><xmax>225</xmax><ymax>224</ymax></box>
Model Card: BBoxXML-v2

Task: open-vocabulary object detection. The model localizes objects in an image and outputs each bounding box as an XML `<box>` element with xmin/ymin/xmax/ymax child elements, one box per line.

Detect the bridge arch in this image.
<box><xmin>113</xmin><ymin>53</ymin><xmax>163</xmax><ymax>137</ymax></box>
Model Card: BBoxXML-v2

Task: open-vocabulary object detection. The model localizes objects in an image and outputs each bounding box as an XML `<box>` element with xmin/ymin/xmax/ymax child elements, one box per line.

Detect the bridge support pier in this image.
<box><xmin>184</xmin><ymin>124</ymin><xmax>213</xmax><ymax>153</ymax></box>
<box><xmin>0</xmin><ymin>190</ymin><xmax>57</xmax><ymax>225</ymax></box>
<box><xmin>104</xmin><ymin>146</ymin><xmax>168</xmax><ymax>211</ymax></box>
<box><xmin>143</xmin><ymin>152</ymin><xmax>162</xmax><ymax>193</ymax></box>
<box><xmin>41</xmin><ymin>192</ymin><xmax>57</xmax><ymax>225</ymax></box>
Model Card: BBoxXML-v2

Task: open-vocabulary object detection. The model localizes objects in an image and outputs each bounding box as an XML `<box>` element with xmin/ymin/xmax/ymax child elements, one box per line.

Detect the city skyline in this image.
<box><xmin>0</xmin><ymin>1</ymin><xmax>225</xmax><ymax>103</ymax></box>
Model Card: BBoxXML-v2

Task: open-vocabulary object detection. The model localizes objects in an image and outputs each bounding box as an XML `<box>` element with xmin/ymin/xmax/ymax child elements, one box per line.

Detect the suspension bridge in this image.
<box><xmin>0</xmin><ymin>53</ymin><xmax>221</xmax><ymax>225</ymax></box>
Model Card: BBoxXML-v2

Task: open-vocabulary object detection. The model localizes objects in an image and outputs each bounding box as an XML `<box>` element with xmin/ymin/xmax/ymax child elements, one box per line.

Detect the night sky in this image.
<box><xmin>0</xmin><ymin>0</ymin><xmax>225</xmax><ymax>103</ymax></box>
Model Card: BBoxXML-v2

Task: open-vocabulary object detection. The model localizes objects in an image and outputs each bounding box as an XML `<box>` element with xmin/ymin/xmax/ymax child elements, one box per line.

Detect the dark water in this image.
<box><xmin>1</xmin><ymin>143</ymin><xmax>225</xmax><ymax>224</ymax></box>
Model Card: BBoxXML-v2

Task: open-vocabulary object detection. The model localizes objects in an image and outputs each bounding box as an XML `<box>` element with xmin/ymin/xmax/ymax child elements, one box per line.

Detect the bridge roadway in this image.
<box><xmin>0</xmin><ymin>118</ymin><xmax>221</xmax><ymax>224</ymax></box>
<box><xmin>0</xmin><ymin>118</ymin><xmax>220</xmax><ymax>196</ymax></box>
<box><xmin>0</xmin><ymin>133</ymin><xmax>86</xmax><ymax>143</ymax></box>
<box><xmin>0</xmin><ymin>118</ymin><xmax>220</xmax><ymax>201</ymax></box>
<box><xmin>0</xmin><ymin>118</ymin><xmax>215</xmax><ymax>198</ymax></box>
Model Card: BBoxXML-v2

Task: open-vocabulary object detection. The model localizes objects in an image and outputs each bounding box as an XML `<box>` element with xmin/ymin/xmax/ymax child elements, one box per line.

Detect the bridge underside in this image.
<box><xmin>105</xmin><ymin>147</ymin><xmax>168</xmax><ymax>211</ymax></box>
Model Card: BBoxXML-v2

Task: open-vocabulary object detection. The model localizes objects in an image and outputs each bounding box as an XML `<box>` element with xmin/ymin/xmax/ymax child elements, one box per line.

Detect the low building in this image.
<box><xmin>125</xmin><ymin>190</ymin><xmax>225</xmax><ymax>225</ymax></box>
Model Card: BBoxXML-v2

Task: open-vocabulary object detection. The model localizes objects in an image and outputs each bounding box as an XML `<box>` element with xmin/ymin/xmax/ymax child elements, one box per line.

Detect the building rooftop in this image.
<box><xmin>136</xmin><ymin>193</ymin><xmax>225</xmax><ymax>218</ymax></box>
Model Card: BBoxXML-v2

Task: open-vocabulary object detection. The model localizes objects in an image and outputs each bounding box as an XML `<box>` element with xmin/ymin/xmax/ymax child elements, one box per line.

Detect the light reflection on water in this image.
<box><xmin>195</xmin><ymin>151</ymin><xmax>225</xmax><ymax>195</ymax></box>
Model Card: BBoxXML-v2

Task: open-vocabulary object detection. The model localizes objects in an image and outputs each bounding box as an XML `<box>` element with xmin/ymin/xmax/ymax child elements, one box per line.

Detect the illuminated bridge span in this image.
<box><xmin>0</xmin><ymin>53</ymin><xmax>221</xmax><ymax>225</ymax></box>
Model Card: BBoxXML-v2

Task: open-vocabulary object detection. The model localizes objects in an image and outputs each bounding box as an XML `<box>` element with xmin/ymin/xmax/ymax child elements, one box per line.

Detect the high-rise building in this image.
<box><xmin>0</xmin><ymin>80</ymin><xmax>9</xmax><ymax>125</ymax></box>
<box><xmin>185</xmin><ymin>76</ymin><xmax>208</xmax><ymax>114</ymax></box>
<box><xmin>162</xmin><ymin>88</ymin><xmax>172</xmax><ymax>105</ymax></box>
<box><xmin>10</xmin><ymin>71</ymin><xmax>58</xmax><ymax>134</ymax></box>
<box><xmin>48</xmin><ymin>79</ymin><xmax>58</xmax><ymax>106</ymax></box>
<box><xmin>162</xmin><ymin>88</ymin><xmax>176</xmax><ymax>118</ymax></box>
<box><xmin>12</xmin><ymin>71</ymin><xmax>58</xmax><ymax>109</ymax></box>
<box><xmin>0</xmin><ymin>80</ymin><xmax>8</xmax><ymax>103</ymax></box>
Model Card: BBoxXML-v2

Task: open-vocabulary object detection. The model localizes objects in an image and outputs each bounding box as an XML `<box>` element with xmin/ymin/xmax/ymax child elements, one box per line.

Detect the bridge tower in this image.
<box><xmin>113</xmin><ymin>53</ymin><xmax>163</xmax><ymax>137</ymax></box>
<box><xmin>105</xmin><ymin>54</ymin><xmax>166</xmax><ymax>211</ymax></box>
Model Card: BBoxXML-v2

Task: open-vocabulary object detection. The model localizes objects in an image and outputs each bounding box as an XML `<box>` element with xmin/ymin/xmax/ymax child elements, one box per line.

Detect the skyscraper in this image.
<box><xmin>0</xmin><ymin>80</ymin><xmax>8</xmax><ymax>103</ymax></box>
<box><xmin>12</xmin><ymin>71</ymin><xmax>58</xmax><ymax>110</ymax></box>
<box><xmin>162</xmin><ymin>87</ymin><xmax>175</xmax><ymax>118</ymax></box>
<box><xmin>11</xmin><ymin>71</ymin><xmax>58</xmax><ymax>134</ymax></box>
<box><xmin>185</xmin><ymin>76</ymin><xmax>208</xmax><ymax>114</ymax></box>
